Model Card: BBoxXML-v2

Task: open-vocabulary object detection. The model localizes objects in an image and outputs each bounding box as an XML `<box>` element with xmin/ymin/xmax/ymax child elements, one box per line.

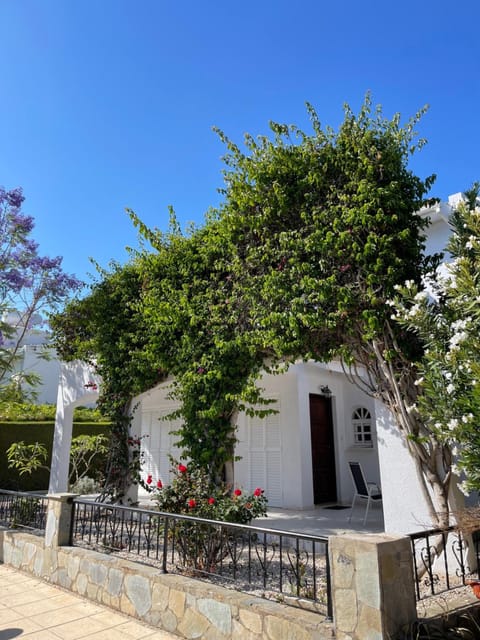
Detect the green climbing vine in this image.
<box><xmin>51</xmin><ymin>96</ymin><xmax>441</xmax><ymax>513</ymax></box>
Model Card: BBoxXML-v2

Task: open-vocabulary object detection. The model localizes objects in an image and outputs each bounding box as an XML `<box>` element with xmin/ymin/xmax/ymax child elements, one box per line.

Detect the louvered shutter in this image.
<box><xmin>248</xmin><ymin>401</ymin><xmax>283</xmax><ymax>506</ymax></box>
<box><xmin>142</xmin><ymin>409</ymin><xmax>181</xmax><ymax>483</ymax></box>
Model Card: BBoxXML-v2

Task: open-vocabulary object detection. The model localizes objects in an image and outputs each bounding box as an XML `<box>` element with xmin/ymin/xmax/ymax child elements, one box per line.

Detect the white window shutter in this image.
<box><xmin>247</xmin><ymin>398</ymin><xmax>282</xmax><ymax>506</ymax></box>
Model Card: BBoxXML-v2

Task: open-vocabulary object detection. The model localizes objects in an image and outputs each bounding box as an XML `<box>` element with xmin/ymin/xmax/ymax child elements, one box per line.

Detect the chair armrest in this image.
<box><xmin>367</xmin><ymin>482</ymin><xmax>381</xmax><ymax>495</ymax></box>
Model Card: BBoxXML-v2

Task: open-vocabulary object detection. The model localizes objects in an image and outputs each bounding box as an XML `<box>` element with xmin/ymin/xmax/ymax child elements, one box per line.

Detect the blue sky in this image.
<box><xmin>1</xmin><ymin>0</ymin><xmax>479</xmax><ymax>286</ymax></box>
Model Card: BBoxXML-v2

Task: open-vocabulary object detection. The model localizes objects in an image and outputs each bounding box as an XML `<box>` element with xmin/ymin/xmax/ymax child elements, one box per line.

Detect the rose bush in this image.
<box><xmin>146</xmin><ymin>458</ymin><xmax>268</xmax><ymax>572</ymax></box>
<box><xmin>147</xmin><ymin>458</ymin><xmax>267</xmax><ymax>525</ymax></box>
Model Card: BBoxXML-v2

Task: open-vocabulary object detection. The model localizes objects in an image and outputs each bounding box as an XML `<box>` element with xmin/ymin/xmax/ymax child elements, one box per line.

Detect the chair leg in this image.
<box><xmin>348</xmin><ymin>494</ymin><xmax>357</xmax><ymax>522</ymax></box>
<box><xmin>363</xmin><ymin>497</ymin><xmax>371</xmax><ymax>525</ymax></box>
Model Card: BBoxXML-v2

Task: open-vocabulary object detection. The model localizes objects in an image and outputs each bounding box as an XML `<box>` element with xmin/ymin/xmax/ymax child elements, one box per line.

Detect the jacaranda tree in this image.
<box><xmin>0</xmin><ymin>187</ymin><xmax>81</xmax><ymax>400</ymax></box>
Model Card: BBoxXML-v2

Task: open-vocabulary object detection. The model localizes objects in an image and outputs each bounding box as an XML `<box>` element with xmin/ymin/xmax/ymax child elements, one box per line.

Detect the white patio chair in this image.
<box><xmin>347</xmin><ymin>461</ymin><xmax>382</xmax><ymax>525</ymax></box>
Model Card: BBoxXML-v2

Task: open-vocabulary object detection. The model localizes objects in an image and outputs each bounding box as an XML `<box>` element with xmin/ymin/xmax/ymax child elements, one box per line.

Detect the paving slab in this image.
<box><xmin>0</xmin><ymin>564</ymin><xmax>176</xmax><ymax>640</ymax></box>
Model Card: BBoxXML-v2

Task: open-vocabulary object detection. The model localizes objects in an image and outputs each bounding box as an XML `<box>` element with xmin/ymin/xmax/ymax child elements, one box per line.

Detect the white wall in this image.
<box><xmin>20</xmin><ymin>346</ymin><xmax>61</xmax><ymax>404</ymax></box>
<box><xmin>235</xmin><ymin>361</ymin><xmax>380</xmax><ymax>510</ymax></box>
<box><xmin>375</xmin><ymin>400</ymin><xmax>432</xmax><ymax>534</ymax></box>
<box><xmin>419</xmin><ymin>199</ymin><xmax>452</xmax><ymax>257</ymax></box>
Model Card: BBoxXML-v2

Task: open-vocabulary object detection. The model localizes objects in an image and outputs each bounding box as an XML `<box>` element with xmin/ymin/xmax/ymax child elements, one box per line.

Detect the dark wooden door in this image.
<box><xmin>309</xmin><ymin>393</ymin><xmax>337</xmax><ymax>504</ymax></box>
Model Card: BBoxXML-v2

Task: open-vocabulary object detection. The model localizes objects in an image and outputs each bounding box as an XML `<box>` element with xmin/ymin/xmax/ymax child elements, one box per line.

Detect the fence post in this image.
<box><xmin>162</xmin><ymin>516</ymin><xmax>169</xmax><ymax>573</ymax></box>
<box><xmin>329</xmin><ymin>532</ymin><xmax>417</xmax><ymax>640</ymax></box>
<box><xmin>45</xmin><ymin>493</ymin><xmax>78</xmax><ymax>548</ymax></box>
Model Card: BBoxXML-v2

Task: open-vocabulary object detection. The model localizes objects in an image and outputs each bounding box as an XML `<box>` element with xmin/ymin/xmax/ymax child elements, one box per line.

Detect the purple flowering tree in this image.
<box><xmin>0</xmin><ymin>186</ymin><xmax>82</xmax><ymax>400</ymax></box>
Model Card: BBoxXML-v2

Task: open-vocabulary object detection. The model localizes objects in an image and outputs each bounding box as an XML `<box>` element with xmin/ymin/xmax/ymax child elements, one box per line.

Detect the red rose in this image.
<box><xmin>188</xmin><ymin>499</ymin><xmax>196</xmax><ymax>508</ymax></box>
<box><xmin>146</xmin><ymin>475</ymin><xmax>152</xmax><ymax>485</ymax></box>
<box><xmin>156</xmin><ymin>479</ymin><xmax>163</xmax><ymax>489</ymax></box>
<box><xmin>234</xmin><ymin>488</ymin><xmax>242</xmax><ymax>497</ymax></box>
<box><xmin>253</xmin><ymin>487</ymin><xmax>263</xmax><ymax>497</ymax></box>
<box><xmin>208</xmin><ymin>497</ymin><xmax>215</xmax><ymax>505</ymax></box>
<box><xmin>178</xmin><ymin>464</ymin><xmax>187</xmax><ymax>473</ymax></box>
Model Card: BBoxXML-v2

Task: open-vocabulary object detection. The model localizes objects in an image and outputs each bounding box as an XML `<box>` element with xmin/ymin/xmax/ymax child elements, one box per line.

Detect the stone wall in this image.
<box><xmin>329</xmin><ymin>533</ymin><xmax>417</xmax><ymax>640</ymax></box>
<box><xmin>0</xmin><ymin>527</ymin><xmax>334</xmax><ymax>640</ymax></box>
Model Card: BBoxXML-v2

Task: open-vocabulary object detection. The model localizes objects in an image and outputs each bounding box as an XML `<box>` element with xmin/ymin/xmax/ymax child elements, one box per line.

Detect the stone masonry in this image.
<box><xmin>0</xmin><ymin>527</ymin><xmax>334</xmax><ymax>640</ymax></box>
<box><xmin>329</xmin><ymin>533</ymin><xmax>417</xmax><ymax>640</ymax></box>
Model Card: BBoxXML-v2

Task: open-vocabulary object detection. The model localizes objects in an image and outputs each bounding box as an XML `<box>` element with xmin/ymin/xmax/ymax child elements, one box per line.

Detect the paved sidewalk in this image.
<box><xmin>0</xmin><ymin>565</ymin><xmax>175</xmax><ymax>640</ymax></box>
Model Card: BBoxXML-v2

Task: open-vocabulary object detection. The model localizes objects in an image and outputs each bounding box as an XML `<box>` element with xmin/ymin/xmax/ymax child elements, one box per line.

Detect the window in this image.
<box><xmin>352</xmin><ymin>407</ymin><xmax>373</xmax><ymax>447</ymax></box>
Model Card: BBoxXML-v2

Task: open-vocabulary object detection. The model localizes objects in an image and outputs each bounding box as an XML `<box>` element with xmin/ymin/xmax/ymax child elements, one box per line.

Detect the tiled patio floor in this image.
<box><xmin>0</xmin><ymin>565</ymin><xmax>176</xmax><ymax>640</ymax></box>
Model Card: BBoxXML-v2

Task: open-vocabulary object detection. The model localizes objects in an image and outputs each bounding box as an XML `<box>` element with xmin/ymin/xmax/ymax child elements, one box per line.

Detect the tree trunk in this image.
<box><xmin>349</xmin><ymin>332</ymin><xmax>454</xmax><ymax>529</ymax></box>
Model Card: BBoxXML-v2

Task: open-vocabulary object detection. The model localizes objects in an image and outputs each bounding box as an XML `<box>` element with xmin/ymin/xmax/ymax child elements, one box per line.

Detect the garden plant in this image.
<box><xmin>146</xmin><ymin>459</ymin><xmax>267</xmax><ymax>572</ymax></box>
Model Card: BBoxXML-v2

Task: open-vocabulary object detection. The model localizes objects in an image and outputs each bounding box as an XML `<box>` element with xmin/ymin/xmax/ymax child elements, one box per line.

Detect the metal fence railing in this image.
<box><xmin>0</xmin><ymin>489</ymin><xmax>48</xmax><ymax>533</ymax></box>
<box><xmin>410</xmin><ymin>526</ymin><xmax>480</xmax><ymax>600</ymax></box>
<box><xmin>71</xmin><ymin>498</ymin><xmax>332</xmax><ymax>616</ymax></box>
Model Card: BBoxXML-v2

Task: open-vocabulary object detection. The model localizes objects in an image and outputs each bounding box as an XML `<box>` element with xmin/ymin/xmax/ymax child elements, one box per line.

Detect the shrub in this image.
<box><xmin>148</xmin><ymin>459</ymin><xmax>267</xmax><ymax>523</ymax></box>
<box><xmin>147</xmin><ymin>459</ymin><xmax>268</xmax><ymax>572</ymax></box>
<box><xmin>6</xmin><ymin>433</ymin><xmax>108</xmax><ymax>491</ymax></box>
<box><xmin>70</xmin><ymin>476</ymin><xmax>102</xmax><ymax>495</ymax></box>
<box><xmin>0</xmin><ymin>402</ymin><xmax>106</xmax><ymax>422</ymax></box>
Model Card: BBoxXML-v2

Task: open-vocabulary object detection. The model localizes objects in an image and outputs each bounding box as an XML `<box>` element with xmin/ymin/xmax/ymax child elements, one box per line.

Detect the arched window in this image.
<box><xmin>352</xmin><ymin>407</ymin><xmax>373</xmax><ymax>447</ymax></box>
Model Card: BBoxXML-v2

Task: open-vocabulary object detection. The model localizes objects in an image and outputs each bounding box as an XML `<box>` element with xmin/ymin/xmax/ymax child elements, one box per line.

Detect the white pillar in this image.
<box><xmin>48</xmin><ymin>391</ymin><xmax>74</xmax><ymax>493</ymax></box>
<box><xmin>48</xmin><ymin>361</ymin><xmax>100</xmax><ymax>494</ymax></box>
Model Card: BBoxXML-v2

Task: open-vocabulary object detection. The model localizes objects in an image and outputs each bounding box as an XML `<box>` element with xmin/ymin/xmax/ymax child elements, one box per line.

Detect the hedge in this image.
<box><xmin>0</xmin><ymin>422</ymin><xmax>111</xmax><ymax>491</ymax></box>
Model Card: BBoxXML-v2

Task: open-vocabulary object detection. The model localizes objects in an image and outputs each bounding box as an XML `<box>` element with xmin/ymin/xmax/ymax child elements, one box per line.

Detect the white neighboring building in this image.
<box><xmin>1</xmin><ymin>310</ymin><xmax>61</xmax><ymax>404</ymax></box>
<box><xmin>132</xmin><ymin>195</ymin><xmax>460</xmax><ymax>533</ymax></box>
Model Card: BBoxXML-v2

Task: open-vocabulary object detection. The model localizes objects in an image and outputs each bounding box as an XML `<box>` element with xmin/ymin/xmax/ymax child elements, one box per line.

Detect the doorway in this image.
<box><xmin>309</xmin><ymin>393</ymin><xmax>337</xmax><ymax>504</ymax></box>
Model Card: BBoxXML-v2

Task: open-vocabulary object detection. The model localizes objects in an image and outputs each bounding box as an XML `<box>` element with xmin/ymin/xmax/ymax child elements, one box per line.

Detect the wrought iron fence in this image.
<box><xmin>410</xmin><ymin>526</ymin><xmax>480</xmax><ymax>600</ymax></box>
<box><xmin>71</xmin><ymin>498</ymin><xmax>331</xmax><ymax>616</ymax></box>
<box><xmin>0</xmin><ymin>489</ymin><xmax>48</xmax><ymax>532</ymax></box>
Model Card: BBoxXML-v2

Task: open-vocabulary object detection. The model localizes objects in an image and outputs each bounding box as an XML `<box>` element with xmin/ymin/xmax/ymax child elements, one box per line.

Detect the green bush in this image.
<box><xmin>0</xmin><ymin>402</ymin><xmax>105</xmax><ymax>422</ymax></box>
<box><xmin>147</xmin><ymin>459</ymin><xmax>268</xmax><ymax>572</ymax></box>
<box><xmin>0</xmin><ymin>422</ymin><xmax>110</xmax><ymax>491</ymax></box>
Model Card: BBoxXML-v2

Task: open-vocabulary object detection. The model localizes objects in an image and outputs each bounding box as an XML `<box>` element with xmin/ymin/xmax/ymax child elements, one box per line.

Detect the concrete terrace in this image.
<box><xmin>255</xmin><ymin>501</ymin><xmax>384</xmax><ymax>537</ymax></box>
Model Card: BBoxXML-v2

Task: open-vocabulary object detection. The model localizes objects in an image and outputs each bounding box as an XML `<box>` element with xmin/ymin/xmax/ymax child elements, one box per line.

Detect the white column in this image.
<box><xmin>48</xmin><ymin>386</ymin><xmax>74</xmax><ymax>493</ymax></box>
<box><xmin>48</xmin><ymin>361</ymin><xmax>100</xmax><ymax>494</ymax></box>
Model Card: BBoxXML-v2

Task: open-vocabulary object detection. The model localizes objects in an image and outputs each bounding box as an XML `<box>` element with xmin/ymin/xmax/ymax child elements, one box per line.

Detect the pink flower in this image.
<box><xmin>188</xmin><ymin>499</ymin><xmax>196</xmax><ymax>508</ymax></box>
<box><xmin>146</xmin><ymin>475</ymin><xmax>152</xmax><ymax>485</ymax></box>
<box><xmin>234</xmin><ymin>488</ymin><xmax>242</xmax><ymax>497</ymax></box>
<box><xmin>208</xmin><ymin>497</ymin><xmax>215</xmax><ymax>505</ymax></box>
<box><xmin>253</xmin><ymin>487</ymin><xmax>263</xmax><ymax>497</ymax></box>
<box><xmin>156</xmin><ymin>479</ymin><xmax>163</xmax><ymax>489</ymax></box>
<box><xmin>178</xmin><ymin>464</ymin><xmax>187</xmax><ymax>473</ymax></box>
